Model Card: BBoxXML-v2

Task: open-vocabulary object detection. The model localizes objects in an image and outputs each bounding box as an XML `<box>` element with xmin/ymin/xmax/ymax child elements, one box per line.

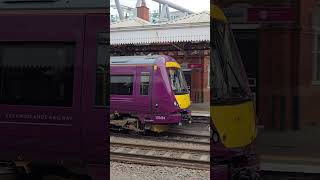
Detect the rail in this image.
<box><xmin>110</xmin><ymin>142</ymin><xmax>210</xmax><ymax>170</ymax></box>
<box><xmin>110</xmin><ymin>132</ymin><xmax>210</xmax><ymax>145</ymax></box>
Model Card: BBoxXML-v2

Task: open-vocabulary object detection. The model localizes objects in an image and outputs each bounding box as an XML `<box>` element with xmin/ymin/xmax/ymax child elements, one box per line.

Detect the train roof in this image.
<box><xmin>111</xmin><ymin>55</ymin><xmax>165</xmax><ymax>65</ymax></box>
<box><xmin>0</xmin><ymin>0</ymin><xmax>107</xmax><ymax>10</ymax></box>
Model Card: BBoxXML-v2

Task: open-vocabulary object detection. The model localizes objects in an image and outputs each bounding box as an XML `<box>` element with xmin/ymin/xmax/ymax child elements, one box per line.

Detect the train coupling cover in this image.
<box><xmin>181</xmin><ymin>110</ymin><xmax>193</xmax><ymax>124</ymax></box>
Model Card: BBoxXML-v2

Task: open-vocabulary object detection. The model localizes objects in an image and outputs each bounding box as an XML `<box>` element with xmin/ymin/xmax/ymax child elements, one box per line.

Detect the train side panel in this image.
<box><xmin>0</xmin><ymin>14</ymin><xmax>108</xmax><ymax>179</ymax></box>
<box><xmin>110</xmin><ymin>64</ymin><xmax>160</xmax><ymax>123</ymax></box>
<box><xmin>0</xmin><ymin>14</ymin><xmax>85</xmax><ymax>162</ymax></box>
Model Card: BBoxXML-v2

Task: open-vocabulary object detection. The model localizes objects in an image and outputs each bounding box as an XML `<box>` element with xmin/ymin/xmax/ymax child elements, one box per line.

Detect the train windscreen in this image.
<box><xmin>167</xmin><ymin>67</ymin><xmax>189</xmax><ymax>95</ymax></box>
<box><xmin>211</xmin><ymin>21</ymin><xmax>251</xmax><ymax>104</ymax></box>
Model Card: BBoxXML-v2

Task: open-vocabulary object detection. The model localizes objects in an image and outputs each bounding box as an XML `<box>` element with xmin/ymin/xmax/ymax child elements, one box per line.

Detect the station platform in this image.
<box><xmin>257</xmin><ymin>126</ymin><xmax>320</xmax><ymax>173</ymax></box>
<box><xmin>189</xmin><ymin>102</ymin><xmax>210</xmax><ymax>117</ymax></box>
<box><xmin>189</xmin><ymin>103</ymin><xmax>320</xmax><ymax>173</ymax></box>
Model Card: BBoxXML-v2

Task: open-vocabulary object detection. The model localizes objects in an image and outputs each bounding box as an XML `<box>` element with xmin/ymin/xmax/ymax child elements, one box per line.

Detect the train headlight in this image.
<box><xmin>211</xmin><ymin>128</ymin><xmax>219</xmax><ymax>143</ymax></box>
<box><xmin>212</xmin><ymin>133</ymin><xmax>219</xmax><ymax>143</ymax></box>
<box><xmin>174</xmin><ymin>101</ymin><xmax>178</xmax><ymax>107</ymax></box>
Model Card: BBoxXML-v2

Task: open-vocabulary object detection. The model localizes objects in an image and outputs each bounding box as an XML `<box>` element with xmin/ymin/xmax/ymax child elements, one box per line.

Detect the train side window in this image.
<box><xmin>140</xmin><ymin>72</ymin><xmax>150</xmax><ymax>96</ymax></box>
<box><xmin>95</xmin><ymin>32</ymin><xmax>109</xmax><ymax>106</ymax></box>
<box><xmin>0</xmin><ymin>43</ymin><xmax>75</xmax><ymax>106</ymax></box>
<box><xmin>110</xmin><ymin>75</ymin><xmax>134</xmax><ymax>95</ymax></box>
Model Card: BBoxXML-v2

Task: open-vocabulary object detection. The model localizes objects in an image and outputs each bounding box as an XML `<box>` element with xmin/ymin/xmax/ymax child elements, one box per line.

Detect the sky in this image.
<box><xmin>110</xmin><ymin>0</ymin><xmax>210</xmax><ymax>15</ymax></box>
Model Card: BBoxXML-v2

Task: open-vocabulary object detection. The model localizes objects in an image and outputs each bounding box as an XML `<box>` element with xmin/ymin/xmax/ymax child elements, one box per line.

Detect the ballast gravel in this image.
<box><xmin>110</xmin><ymin>162</ymin><xmax>209</xmax><ymax>180</ymax></box>
<box><xmin>110</xmin><ymin>136</ymin><xmax>209</xmax><ymax>151</ymax></box>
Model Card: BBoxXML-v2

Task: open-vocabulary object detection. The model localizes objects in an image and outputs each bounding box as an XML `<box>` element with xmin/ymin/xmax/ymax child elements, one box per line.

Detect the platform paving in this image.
<box><xmin>257</xmin><ymin>126</ymin><xmax>320</xmax><ymax>173</ymax></box>
<box><xmin>190</xmin><ymin>102</ymin><xmax>210</xmax><ymax>117</ymax></box>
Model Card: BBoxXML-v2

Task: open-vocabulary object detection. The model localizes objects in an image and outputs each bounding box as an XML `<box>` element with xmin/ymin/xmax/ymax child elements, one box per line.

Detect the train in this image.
<box><xmin>110</xmin><ymin>55</ymin><xmax>192</xmax><ymax>133</ymax></box>
<box><xmin>211</xmin><ymin>5</ymin><xmax>260</xmax><ymax>180</ymax></box>
<box><xmin>0</xmin><ymin>1</ymin><xmax>108</xmax><ymax>180</ymax></box>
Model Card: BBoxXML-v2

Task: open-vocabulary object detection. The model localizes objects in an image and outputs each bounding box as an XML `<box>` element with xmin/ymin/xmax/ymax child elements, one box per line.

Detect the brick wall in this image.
<box><xmin>258</xmin><ymin>26</ymin><xmax>299</xmax><ymax>129</ymax></box>
<box><xmin>298</xmin><ymin>0</ymin><xmax>320</xmax><ymax>127</ymax></box>
<box><xmin>203</xmin><ymin>55</ymin><xmax>210</xmax><ymax>103</ymax></box>
<box><xmin>217</xmin><ymin>0</ymin><xmax>320</xmax><ymax>129</ymax></box>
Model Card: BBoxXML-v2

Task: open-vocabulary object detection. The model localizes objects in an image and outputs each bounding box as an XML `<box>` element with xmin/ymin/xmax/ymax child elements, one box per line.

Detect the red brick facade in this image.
<box><xmin>298</xmin><ymin>0</ymin><xmax>320</xmax><ymax>127</ymax></box>
<box><xmin>216</xmin><ymin>0</ymin><xmax>320</xmax><ymax>130</ymax></box>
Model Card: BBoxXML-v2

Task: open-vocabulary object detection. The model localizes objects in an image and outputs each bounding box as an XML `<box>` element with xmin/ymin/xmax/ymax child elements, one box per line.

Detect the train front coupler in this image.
<box><xmin>230</xmin><ymin>165</ymin><xmax>260</xmax><ymax>180</ymax></box>
<box><xmin>212</xmin><ymin>158</ymin><xmax>260</xmax><ymax>180</ymax></box>
<box><xmin>229</xmin><ymin>154</ymin><xmax>260</xmax><ymax>180</ymax></box>
<box><xmin>180</xmin><ymin>110</ymin><xmax>192</xmax><ymax>124</ymax></box>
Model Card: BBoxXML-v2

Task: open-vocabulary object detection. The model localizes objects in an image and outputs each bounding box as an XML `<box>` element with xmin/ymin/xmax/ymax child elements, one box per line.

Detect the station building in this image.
<box><xmin>215</xmin><ymin>0</ymin><xmax>320</xmax><ymax>130</ymax></box>
<box><xmin>111</xmin><ymin>3</ymin><xmax>210</xmax><ymax>103</ymax></box>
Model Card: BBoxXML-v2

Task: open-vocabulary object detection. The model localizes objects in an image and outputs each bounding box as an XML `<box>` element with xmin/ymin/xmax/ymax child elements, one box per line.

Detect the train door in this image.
<box><xmin>82</xmin><ymin>15</ymin><xmax>108</xmax><ymax>179</ymax></box>
<box><xmin>135</xmin><ymin>66</ymin><xmax>153</xmax><ymax>116</ymax></box>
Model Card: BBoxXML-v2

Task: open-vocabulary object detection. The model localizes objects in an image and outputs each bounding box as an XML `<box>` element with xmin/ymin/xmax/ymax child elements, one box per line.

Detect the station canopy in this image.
<box><xmin>110</xmin><ymin>11</ymin><xmax>210</xmax><ymax>45</ymax></box>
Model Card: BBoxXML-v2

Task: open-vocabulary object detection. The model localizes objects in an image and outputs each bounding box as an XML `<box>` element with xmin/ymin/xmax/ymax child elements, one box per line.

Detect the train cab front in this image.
<box><xmin>166</xmin><ymin>61</ymin><xmax>192</xmax><ymax>124</ymax></box>
<box><xmin>210</xmin><ymin>100</ymin><xmax>259</xmax><ymax>180</ymax></box>
<box><xmin>211</xmin><ymin>17</ymin><xmax>260</xmax><ymax>179</ymax></box>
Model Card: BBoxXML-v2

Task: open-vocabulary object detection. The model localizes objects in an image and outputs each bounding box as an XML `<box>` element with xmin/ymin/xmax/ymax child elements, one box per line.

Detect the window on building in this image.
<box><xmin>0</xmin><ymin>43</ymin><xmax>75</xmax><ymax>106</ymax></box>
<box><xmin>111</xmin><ymin>75</ymin><xmax>134</xmax><ymax>95</ymax></box>
<box><xmin>140</xmin><ymin>72</ymin><xmax>150</xmax><ymax>95</ymax></box>
<box><xmin>313</xmin><ymin>7</ymin><xmax>320</xmax><ymax>83</ymax></box>
<box><xmin>96</xmin><ymin>32</ymin><xmax>109</xmax><ymax>106</ymax></box>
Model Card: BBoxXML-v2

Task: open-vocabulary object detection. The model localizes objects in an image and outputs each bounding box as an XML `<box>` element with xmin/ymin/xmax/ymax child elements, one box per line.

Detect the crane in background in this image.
<box><xmin>111</xmin><ymin>4</ymin><xmax>135</xmax><ymax>20</ymax></box>
<box><xmin>113</xmin><ymin>0</ymin><xmax>194</xmax><ymax>21</ymax></box>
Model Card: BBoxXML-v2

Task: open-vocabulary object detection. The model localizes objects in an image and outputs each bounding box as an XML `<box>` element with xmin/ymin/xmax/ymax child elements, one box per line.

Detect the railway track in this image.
<box><xmin>167</xmin><ymin>128</ymin><xmax>210</xmax><ymax>138</ymax></box>
<box><xmin>191</xmin><ymin>116</ymin><xmax>210</xmax><ymax>124</ymax></box>
<box><xmin>110</xmin><ymin>142</ymin><xmax>210</xmax><ymax>170</ymax></box>
<box><xmin>110</xmin><ymin>131</ymin><xmax>210</xmax><ymax>145</ymax></box>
